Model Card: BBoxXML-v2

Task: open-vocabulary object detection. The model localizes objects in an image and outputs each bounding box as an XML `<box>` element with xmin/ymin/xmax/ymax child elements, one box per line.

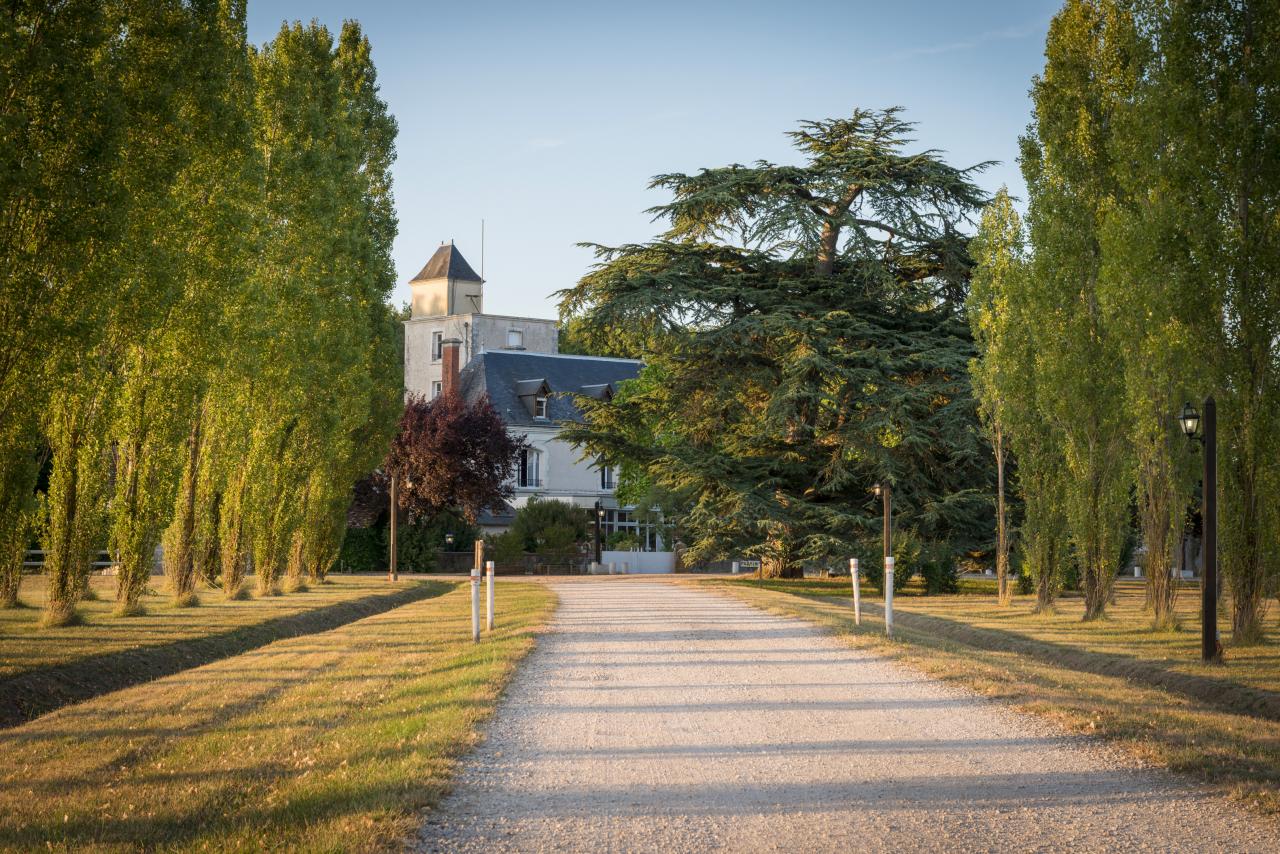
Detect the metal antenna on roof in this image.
<box><xmin>481</xmin><ymin>218</ymin><xmax>485</xmax><ymax>281</ymax></box>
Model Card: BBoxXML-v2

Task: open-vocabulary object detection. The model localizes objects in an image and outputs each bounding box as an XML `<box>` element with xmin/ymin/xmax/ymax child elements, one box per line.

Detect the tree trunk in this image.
<box><xmin>168</xmin><ymin>411</ymin><xmax>203</xmax><ymax>603</ymax></box>
<box><xmin>814</xmin><ymin>220</ymin><xmax>840</xmax><ymax>277</ymax></box>
<box><xmin>1138</xmin><ymin>447</ymin><xmax>1177</xmax><ymax>631</ymax></box>
<box><xmin>760</xmin><ymin>532</ymin><xmax>802</xmax><ymax>579</ymax></box>
<box><xmin>220</xmin><ymin>466</ymin><xmax>248</xmax><ymax>598</ymax></box>
<box><xmin>994</xmin><ymin>425</ymin><xmax>1011</xmax><ymax>606</ymax></box>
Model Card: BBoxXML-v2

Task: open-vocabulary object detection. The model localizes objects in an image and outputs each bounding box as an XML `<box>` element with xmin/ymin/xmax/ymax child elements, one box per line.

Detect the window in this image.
<box><xmin>534</xmin><ymin>395</ymin><xmax>548</xmax><ymax>419</ymax></box>
<box><xmin>517</xmin><ymin>449</ymin><xmax>540</xmax><ymax>488</ymax></box>
<box><xmin>431</xmin><ymin>381</ymin><xmax>442</xmax><ymax>400</ymax></box>
<box><xmin>599</xmin><ymin>459</ymin><xmax>615</xmax><ymax>490</ymax></box>
<box><xmin>431</xmin><ymin>331</ymin><xmax>443</xmax><ymax>361</ymax></box>
<box><xmin>506</xmin><ymin>328</ymin><xmax>524</xmax><ymax>349</ymax></box>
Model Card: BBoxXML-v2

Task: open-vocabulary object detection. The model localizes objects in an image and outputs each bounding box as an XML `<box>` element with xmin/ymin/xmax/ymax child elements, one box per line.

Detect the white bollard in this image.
<box><xmin>850</xmin><ymin>558</ymin><xmax>861</xmax><ymax>626</ymax></box>
<box><xmin>486</xmin><ymin>560</ymin><xmax>495</xmax><ymax>631</ymax></box>
<box><xmin>608</xmin><ymin>562</ymin><xmax>616</xmax><ymax>575</ymax></box>
<box><xmin>884</xmin><ymin>556</ymin><xmax>895</xmax><ymax>639</ymax></box>
<box><xmin>470</xmin><ymin>567</ymin><xmax>481</xmax><ymax>643</ymax></box>
<box><xmin>732</xmin><ymin>560</ymin><xmax>740</xmax><ymax>574</ymax></box>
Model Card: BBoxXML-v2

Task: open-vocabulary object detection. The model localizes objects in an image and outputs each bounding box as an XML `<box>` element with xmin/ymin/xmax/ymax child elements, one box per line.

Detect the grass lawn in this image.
<box><xmin>696</xmin><ymin>576</ymin><xmax>1280</xmax><ymax>816</ymax></box>
<box><xmin>2</xmin><ymin>573</ymin><xmax>428</xmax><ymax>679</ymax></box>
<box><xmin>0</xmin><ymin>579</ymin><xmax>555</xmax><ymax>853</ymax></box>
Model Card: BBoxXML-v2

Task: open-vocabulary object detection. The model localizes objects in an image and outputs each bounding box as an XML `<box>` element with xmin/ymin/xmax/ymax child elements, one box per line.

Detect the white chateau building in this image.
<box><xmin>404</xmin><ymin>243</ymin><xmax>665</xmax><ymax>551</ymax></box>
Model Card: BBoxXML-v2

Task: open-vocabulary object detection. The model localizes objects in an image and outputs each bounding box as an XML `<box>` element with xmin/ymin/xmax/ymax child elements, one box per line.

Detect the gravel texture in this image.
<box><xmin>414</xmin><ymin>579</ymin><xmax>1280</xmax><ymax>853</ymax></box>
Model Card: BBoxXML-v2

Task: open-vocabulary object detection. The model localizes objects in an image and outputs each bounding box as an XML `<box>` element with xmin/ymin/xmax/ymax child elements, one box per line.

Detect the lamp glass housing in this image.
<box><xmin>872</xmin><ymin>483</ymin><xmax>882</xmax><ymax>498</ymax></box>
<box><xmin>1179</xmin><ymin>402</ymin><xmax>1201</xmax><ymax>439</ymax></box>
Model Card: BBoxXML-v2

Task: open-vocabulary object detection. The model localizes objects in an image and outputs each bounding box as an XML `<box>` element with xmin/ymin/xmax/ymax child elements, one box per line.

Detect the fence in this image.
<box><xmin>23</xmin><ymin>550</ymin><xmax>119</xmax><ymax>574</ymax></box>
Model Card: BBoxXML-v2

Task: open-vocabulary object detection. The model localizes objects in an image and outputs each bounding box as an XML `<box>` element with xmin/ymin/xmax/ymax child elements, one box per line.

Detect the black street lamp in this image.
<box><xmin>1180</xmin><ymin>398</ymin><xmax>1221</xmax><ymax>662</ymax></box>
<box><xmin>593</xmin><ymin>500</ymin><xmax>604</xmax><ymax>564</ymax></box>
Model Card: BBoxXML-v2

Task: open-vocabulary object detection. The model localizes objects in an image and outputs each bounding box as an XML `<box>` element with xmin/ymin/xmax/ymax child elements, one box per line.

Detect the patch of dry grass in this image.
<box><xmin>0</xmin><ymin>580</ymin><xmax>555</xmax><ymax>853</ymax></box>
<box><xmin>697</xmin><ymin>577</ymin><xmax>1280</xmax><ymax>816</ymax></box>
<box><xmin>1</xmin><ymin>574</ymin><xmax>423</xmax><ymax>679</ymax></box>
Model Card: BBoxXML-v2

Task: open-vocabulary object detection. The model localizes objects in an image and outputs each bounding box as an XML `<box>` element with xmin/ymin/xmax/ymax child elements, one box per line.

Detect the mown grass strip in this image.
<box><xmin>1</xmin><ymin>574</ymin><xmax>430</xmax><ymax>679</ymax></box>
<box><xmin>0</xmin><ymin>580</ymin><xmax>556</xmax><ymax>853</ymax></box>
<box><xmin>696</xmin><ymin>577</ymin><xmax>1280</xmax><ymax>817</ymax></box>
<box><xmin>0</xmin><ymin>580</ymin><xmax>448</xmax><ymax>729</ymax></box>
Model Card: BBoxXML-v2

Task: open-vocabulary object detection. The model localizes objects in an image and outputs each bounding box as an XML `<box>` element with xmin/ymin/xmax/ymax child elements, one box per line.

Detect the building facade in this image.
<box><xmin>402</xmin><ymin>243</ymin><xmax>666</xmax><ymax>550</ymax></box>
<box><xmin>403</xmin><ymin>243</ymin><xmax>559</xmax><ymax>399</ymax></box>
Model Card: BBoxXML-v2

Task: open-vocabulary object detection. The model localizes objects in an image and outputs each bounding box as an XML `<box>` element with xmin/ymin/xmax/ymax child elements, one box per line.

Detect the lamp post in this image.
<box><xmin>871</xmin><ymin>482</ymin><xmax>892</xmax><ymax>564</ymax></box>
<box><xmin>445</xmin><ymin>533</ymin><xmax>455</xmax><ymax>550</ymax></box>
<box><xmin>593</xmin><ymin>500</ymin><xmax>604</xmax><ymax>564</ymax></box>
<box><xmin>1180</xmin><ymin>399</ymin><xmax>1221</xmax><ymax>662</ymax></box>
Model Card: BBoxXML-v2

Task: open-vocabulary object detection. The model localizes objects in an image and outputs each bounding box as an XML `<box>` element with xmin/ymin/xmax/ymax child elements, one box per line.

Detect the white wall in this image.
<box><xmin>511</xmin><ymin>425</ymin><xmax>612</xmax><ymax>510</ymax></box>
<box><xmin>599</xmin><ymin>551</ymin><xmax>675</xmax><ymax>574</ymax></box>
<box><xmin>404</xmin><ymin>313</ymin><xmax>559</xmax><ymax>399</ymax></box>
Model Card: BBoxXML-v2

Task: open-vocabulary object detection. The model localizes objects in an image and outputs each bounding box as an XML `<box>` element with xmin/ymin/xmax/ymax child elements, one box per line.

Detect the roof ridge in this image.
<box><xmin>482</xmin><ymin>350</ymin><xmax>642</xmax><ymax>364</ymax></box>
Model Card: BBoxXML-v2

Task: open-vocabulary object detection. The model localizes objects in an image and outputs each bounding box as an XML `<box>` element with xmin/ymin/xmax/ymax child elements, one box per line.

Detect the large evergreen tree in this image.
<box><xmin>560</xmin><ymin>109</ymin><xmax>994</xmax><ymax>578</ymax></box>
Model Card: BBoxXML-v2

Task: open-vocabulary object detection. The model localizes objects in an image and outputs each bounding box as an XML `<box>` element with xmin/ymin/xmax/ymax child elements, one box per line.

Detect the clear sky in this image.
<box><xmin>246</xmin><ymin>0</ymin><xmax>1062</xmax><ymax>319</ymax></box>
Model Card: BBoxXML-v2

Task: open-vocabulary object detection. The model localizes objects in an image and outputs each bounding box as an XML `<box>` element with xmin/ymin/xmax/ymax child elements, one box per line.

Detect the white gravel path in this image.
<box><xmin>414</xmin><ymin>579</ymin><xmax>1280</xmax><ymax>853</ymax></box>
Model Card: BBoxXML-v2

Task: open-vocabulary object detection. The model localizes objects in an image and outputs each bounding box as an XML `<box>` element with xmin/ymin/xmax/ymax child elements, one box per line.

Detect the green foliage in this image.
<box><xmin>1</xmin><ymin>11</ymin><xmax>402</xmax><ymax>620</ymax></box>
<box><xmin>560</xmin><ymin>109</ymin><xmax>995</xmax><ymax>578</ymax></box>
<box><xmin>969</xmin><ymin>188</ymin><xmax>1071</xmax><ymax>612</ymax></box>
<box><xmin>1019</xmin><ymin>0</ymin><xmax>1140</xmax><ymax>619</ymax></box>
<box><xmin>606</xmin><ymin>531</ymin><xmax>641</xmax><ymax>551</ymax></box>
<box><xmin>489</xmin><ymin>530</ymin><xmax>527</xmax><ymax>567</ymax></box>
<box><xmin>509</xmin><ymin>499</ymin><xmax>589</xmax><ymax>555</ymax></box>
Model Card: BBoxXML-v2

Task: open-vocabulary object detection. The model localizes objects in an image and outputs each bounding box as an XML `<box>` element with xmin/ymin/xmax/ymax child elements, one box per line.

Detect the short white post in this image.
<box><xmin>884</xmin><ymin>556</ymin><xmax>895</xmax><ymax>639</ymax></box>
<box><xmin>485</xmin><ymin>560</ymin><xmax>495</xmax><ymax>631</ymax></box>
<box><xmin>850</xmin><ymin>558</ymin><xmax>861</xmax><ymax>626</ymax></box>
<box><xmin>608</xmin><ymin>561</ymin><xmax>616</xmax><ymax>575</ymax></box>
<box><xmin>470</xmin><ymin>566</ymin><xmax>481</xmax><ymax>643</ymax></box>
<box><xmin>732</xmin><ymin>560</ymin><xmax>740</xmax><ymax>575</ymax></box>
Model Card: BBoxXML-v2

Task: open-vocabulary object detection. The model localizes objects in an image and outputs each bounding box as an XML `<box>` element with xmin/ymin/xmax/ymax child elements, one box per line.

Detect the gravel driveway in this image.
<box><xmin>414</xmin><ymin>579</ymin><xmax>1280</xmax><ymax>853</ymax></box>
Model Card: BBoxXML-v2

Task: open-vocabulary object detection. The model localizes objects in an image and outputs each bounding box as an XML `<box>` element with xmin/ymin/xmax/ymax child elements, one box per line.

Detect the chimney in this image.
<box><xmin>441</xmin><ymin>337</ymin><xmax>462</xmax><ymax>397</ymax></box>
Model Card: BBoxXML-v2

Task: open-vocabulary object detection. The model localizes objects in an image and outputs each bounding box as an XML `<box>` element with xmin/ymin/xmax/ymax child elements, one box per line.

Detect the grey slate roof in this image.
<box><xmin>410</xmin><ymin>243</ymin><xmax>482</xmax><ymax>283</ymax></box>
<box><xmin>458</xmin><ymin>351</ymin><xmax>642</xmax><ymax>428</ymax></box>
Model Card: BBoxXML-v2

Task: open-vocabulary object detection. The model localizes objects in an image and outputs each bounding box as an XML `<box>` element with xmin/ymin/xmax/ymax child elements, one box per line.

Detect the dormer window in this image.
<box><xmin>506</xmin><ymin>328</ymin><xmax>524</xmax><ymax>349</ymax></box>
<box><xmin>516</xmin><ymin>378</ymin><xmax>552</xmax><ymax>419</ymax></box>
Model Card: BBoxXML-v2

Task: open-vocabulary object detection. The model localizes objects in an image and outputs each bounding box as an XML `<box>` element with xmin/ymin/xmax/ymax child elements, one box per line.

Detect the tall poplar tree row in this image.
<box><xmin>1108</xmin><ymin>0</ymin><xmax>1280</xmax><ymax>640</ymax></box>
<box><xmin>975</xmin><ymin>0</ymin><xmax>1278</xmax><ymax>636</ymax></box>
<box><xmin>0</xmin><ymin>6</ymin><xmax>401</xmax><ymax>622</ymax></box>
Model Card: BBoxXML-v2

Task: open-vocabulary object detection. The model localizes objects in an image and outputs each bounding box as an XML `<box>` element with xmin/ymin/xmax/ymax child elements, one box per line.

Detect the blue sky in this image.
<box><xmin>247</xmin><ymin>1</ymin><xmax>1061</xmax><ymax>318</ymax></box>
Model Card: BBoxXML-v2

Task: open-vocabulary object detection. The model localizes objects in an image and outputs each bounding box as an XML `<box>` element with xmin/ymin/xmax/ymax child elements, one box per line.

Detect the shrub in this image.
<box><xmin>510</xmin><ymin>498</ymin><xmax>588</xmax><ymax>553</ymax></box>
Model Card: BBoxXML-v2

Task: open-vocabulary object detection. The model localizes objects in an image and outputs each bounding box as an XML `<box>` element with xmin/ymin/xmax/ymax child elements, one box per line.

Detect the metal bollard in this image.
<box><xmin>884</xmin><ymin>556</ymin><xmax>895</xmax><ymax>639</ymax></box>
<box><xmin>470</xmin><ymin>567</ymin><xmax>481</xmax><ymax>643</ymax></box>
<box><xmin>485</xmin><ymin>560</ymin><xmax>495</xmax><ymax>631</ymax></box>
<box><xmin>850</xmin><ymin>558</ymin><xmax>861</xmax><ymax>626</ymax></box>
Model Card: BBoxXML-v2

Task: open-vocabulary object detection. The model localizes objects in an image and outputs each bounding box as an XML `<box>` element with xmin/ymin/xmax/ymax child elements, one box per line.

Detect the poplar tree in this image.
<box><xmin>561</xmin><ymin>109</ymin><xmax>994</xmax><ymax>578</ymax></box>
<box><xmin>969</xmin><ymin>189</ymin><xmax>1071</xmax><ymax>612</ymax></box>
<box><xmin>1021</xmin><ymin>0</ymin><xmax>1140</xmax><ymax>619</ymax></box>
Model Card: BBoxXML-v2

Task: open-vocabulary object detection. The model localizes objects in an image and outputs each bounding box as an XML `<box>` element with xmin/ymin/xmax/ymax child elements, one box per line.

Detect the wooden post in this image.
<box><xmin>388</xmin><ymin>474</ymin><xmax>398</xmax><ymax>582</ymax></box>
<box><xmin>473</xmin><ymin>538</ymin><xmax>484</xmax><ymax>577</ymax></box>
